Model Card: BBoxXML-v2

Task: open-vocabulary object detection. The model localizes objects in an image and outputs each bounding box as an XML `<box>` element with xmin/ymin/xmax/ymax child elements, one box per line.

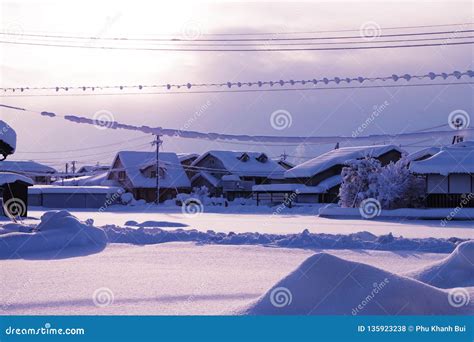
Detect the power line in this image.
<box><xmin>6</xmin><ymin>34</ymin><xmax>474</xmax><ymax>47</ymax></box>
<box><xmin>1</xmin><ymin>38</ymin><xmax>473</xmax><ymax>52</ymax></box>
<box><xmin>2</xmin><ymin>102</ymin><xmax>473</xmax><ymax>145</ymax></box>
<box><xmin>1</xmin><ymin>70</ymin><xmax>472</xmax><ymax>93</ymax></box>
<box><xmin>14</xmin><ymin>135</ymin><xmax>151</xmax><ymax>154</ymax></box>
<box><xmin>2</xmin><ymin>28</ymin><xmax>473</xmax><ymax>42</ymax></box>
<box><xmin>6</xmin><ymin>22</ymin><xmax>473</xmax><ymax>37</ymax></box>
<box><xmin>1</xmin><ymin>81</ymin><xmax>472</xmax><ymax>98</ymax></box>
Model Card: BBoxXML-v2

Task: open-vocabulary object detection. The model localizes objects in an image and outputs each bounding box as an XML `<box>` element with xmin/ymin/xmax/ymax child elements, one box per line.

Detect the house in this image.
<box><xmin>106</xmin><ymin>151</ymin><xmax>191</xmax><ymax>203</ymax></box>
<box><xmin>77</xmin><ymin>164</ymin><xmax>110</xmax><ymax>174</ymax></box>
<box><xmin>406</xmin><ymin>146</ymin><xmax>441</xmax><ymax>163</ymax></box>
<box><xmin>190</xmin><ymin>151</ymin><xmax>287</xmax><ymax>200</ymax></box>
<box><xmin>0</xmin><ymin>172</ymin><xmax>33</xmax><ymax>218</ymax></box>
<box><xmin>253</xmin><ymin>145</ymin><xmax>404</xmax><ymax>205</ymax></box>
<box><xmin>28</xmin><ymin>185</ymin><xmax>122</xmax><ymax>208</ymax></box>
<box><xmin>178</xmin><ymin>153</ymin><xmax>199</xmax><ymax>178</ymax></box>
<box><xmin>409</xmin><ymin>141</ymin><xmax>474</xmax><ymax>208</ymax></box>
<box><xmin>0</xmin><ymin>160</ymin><xmax>57</xmax><ymax>184</ymax></box>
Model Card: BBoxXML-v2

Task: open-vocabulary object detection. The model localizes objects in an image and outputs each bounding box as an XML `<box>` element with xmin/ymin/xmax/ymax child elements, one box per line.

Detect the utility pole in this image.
<box><xmin>152</xmin><ymin>134</ymin><xmax>163</xmax><ymax>204</ymax></box>
<box><xmin>71</xmin><ymin>160</ymin><xmax>77</xmax><ymax>174</ymax></box>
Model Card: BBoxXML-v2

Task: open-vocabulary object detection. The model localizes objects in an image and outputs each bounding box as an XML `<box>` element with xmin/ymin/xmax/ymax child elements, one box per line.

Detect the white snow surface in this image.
<box><xmin>407</xmin><ymin>240</ymin><xmax>474</xmax><ymax>288</ymax></box>
<box><xmin>0</xmin><ymin>243</ymin><xmax>454</xmax><ymax>315</ymax></box>
<box><xmin>52</xmin><ymin>171</ymin><xmax>108</xmax><ymax>186</ymax></box>
<box><xmin>242</xmin><ymin>252</ymin><xmax>473</xmax><ymax>315</ymax></box>
<box><xmin>28</xmin><ymin>185</ymin><xmax>122</xmax><ymax>194</ymax></box>
<box><xmin>0</xmin><ymin>120</ymin><xmax>16</xmax><ymax>152</ymax></box>
<box><xmin>285</xmin><ymin>144</ymin><xmax>404</xmax><ymax>178</ymax></box>
<box><xmin>0</xmin><ymin>172</ymin><xmax>33</xmax><ymax>186</ymax></box>
<box><xmin>0</xmin><ymin>160</ymin><xmax>56</xmax><ymax>174</ymax></box>
<box><xmin>410</xmin><ymin>140</ymin><xmax>474</xmax><ymax>174</ymax></box>
<box><xmin>0</xmin><ymin>211</ymin><xmax>107</xmax><ymax>259</ymax></box>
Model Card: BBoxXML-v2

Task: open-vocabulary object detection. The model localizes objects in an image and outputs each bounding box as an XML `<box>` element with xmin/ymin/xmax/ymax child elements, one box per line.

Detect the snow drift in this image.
<box><xmin>0</xmin><ymin>211</ymin><xmax>107</xmax><ymax>259</ymax></box>
<box><xmin>242</xmin><ymin>252</ymin><xmax>473</xmax><ymax>315</ymax></box>
<box><xmin>103</xmin><ymin>226</ymin><xmax>465</xmax><ymax>253</ymax></box>
<box><xmin>407</xmin><ymin>240</ymin><xmax>474</xmax><ymax>288</ymax></box>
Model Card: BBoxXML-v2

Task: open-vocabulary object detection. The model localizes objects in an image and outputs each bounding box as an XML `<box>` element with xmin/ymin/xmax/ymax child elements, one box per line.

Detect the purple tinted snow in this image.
<box><xmin>102</xmin><ymin>226</ymin><xmax>467</xmax><ymax>253</ymax></box>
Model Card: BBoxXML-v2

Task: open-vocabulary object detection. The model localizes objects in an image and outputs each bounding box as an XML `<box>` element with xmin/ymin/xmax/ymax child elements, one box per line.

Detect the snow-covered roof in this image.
<box><xmin>252</xmin><ymin>183</ymin><xmax>326</xmax><ymax>194</ymax></box>
<box><xmin>177</xmin><ymin>153</ymin><xmax>199</xmax><ymax>162</ymax></box>
<box><xmin>77</xmin><ymin>165</ymin><xmax>109</xmax><ymax>173</ymax></box>
<box><xmin>191</xmin><ymin>171</ymin><xmax>220</xmax><ymax>187</ymax></box>
<box><xmin>53</xmin><ymin>171</ymin><xmax>108</xmax><ymax>186</ymax></box>
<box><xmin>0</xmin><ymin>160</ymin><xmax>57</xmax><ymax>174</ymax></box>
<box><xmin>409</xmin><ymin>141</ymin><xmax>474</xmax><ymax>175</ymax></box>
<box><xmin>406</xmin><ymin>147</ymin><xmax>441</xmax><ymax>162</ymax></box>
<box><xmin>0</xmin><ymin>120</ymin><xmax>16</xmax><ymax>153</ymax></box>
<box><xmin>285</xmin><ymin>145</ymin><xmax>404</xmax><ymax>178</ymax></box>
<box><xmin>110</xmin><ymin>151</ymin><xmax>191</xmax><ymax>189</ymax></box>
<box><xmin>192</xmin><ymin>151</ymin><xmax>286</xmax><ymax>178</ymax></box>
<box><xmin>0</xmin><ymin>172</ymin><xmax>33</xmax><ymax>186</ymax></box>
<box><xmin>221</xmin><ymin>174</ymin><xmax>241</xmax><ymax>181</ymax></box>
<box><xmin>316</xmin><ymin>174</ymin><xmax>342</xmax><ymax>189</ymax></box>
<box><xmin>28</xmin><ymin>185</ymin><xmax>122</xmax><ymax>194</ymax></box>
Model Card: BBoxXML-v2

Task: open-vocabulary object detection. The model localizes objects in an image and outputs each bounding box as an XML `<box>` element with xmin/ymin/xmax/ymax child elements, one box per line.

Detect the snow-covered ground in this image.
<box><xmin>1</xmin><ymin>210</ymin><xmax>472</xmax><ymax>316</ymax></box>
<box><xmin>0</xmin><ymin>242</ymin><xmax>451</xmax><ymax>315</ymax></box>
<box><xmin>26</xmin><ymin>206</ymin><xmax>474</xmax><ymax>239</ymax></box>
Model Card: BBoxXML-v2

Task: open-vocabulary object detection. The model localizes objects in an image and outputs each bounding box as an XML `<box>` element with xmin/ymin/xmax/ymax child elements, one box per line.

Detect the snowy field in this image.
<box><xmin>26</xmin><ymin>205</ymin><xmax>474</xmax><ymax>239</ymax></box>
<box><xmin>0</xmin><ymin>242</ymin><xmax>451</xmax><ymax>315</ymax></box>
<box><xmin>1</xmin><ymin>209</ymin><xmax>472</xmax><ymax>316</ymax></box>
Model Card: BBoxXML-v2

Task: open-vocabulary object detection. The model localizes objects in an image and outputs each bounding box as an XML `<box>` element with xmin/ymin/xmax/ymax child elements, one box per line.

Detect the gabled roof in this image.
<box><xmin>409</xmin><ymin>141</ymin><xmax>474</xmax><ymax>175</ymax></box>
<box><xmin>0</xmin><ymin>172</ymin><xmax>33</xmax><ymax>186</ymax></box>
<box><xmin>177</xmin><ymin>153</ymin><xmax>199</xmax><ymax>163</ymax></box>
<box><xmin>109</xmin><ymin>151</ymin><xmax>191</xmax><ymax>188</ymax></box>
<box><xmin>0</xmin><ymin>160</ymin><xmax>57</xmax><ymax>174</ymax></box>
<box><xmin>191</xmin><ymin>150</ymin><xmax>286</xmax><ymax>178</ymax></box>
<box><xmin>285</xmin><ymin>144</ymin><xmax>404</xmax><ymax>178</ymax></box>
<box><xmin>406</xmin><ymin>146</ymin><xmax>441</xmax><ymax>162</ymax></box>
<box><xmin>190</xmin><ymin>171</ymin><xmax>220</xmax><ymax>187</ymax></box>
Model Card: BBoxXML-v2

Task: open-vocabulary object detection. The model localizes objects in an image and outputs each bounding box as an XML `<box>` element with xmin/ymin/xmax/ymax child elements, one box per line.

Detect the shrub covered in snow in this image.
<box><xmin>339</xmin><ymin>157</ymin><xmax>425</xmax><ymax>209</ymax></box>
<box><xmin>339</xmin><ymin>158</ymin><xmax>381</xmax><ymax>208</ymax></box>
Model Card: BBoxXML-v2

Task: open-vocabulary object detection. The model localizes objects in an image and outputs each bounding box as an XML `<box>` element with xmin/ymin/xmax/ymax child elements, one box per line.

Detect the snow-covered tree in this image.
<box><xmin>339</xmin><ymin>156</ymin><xmax>425</xmax><ymax>209</ymax></box>
<box><xmin>339</xmin><ymin>158</ymin><xmax>382</xmax><ymax>208</ymax></box>
<box><xmin>376</xmin><ymin>158</ymin><xmax>425</xmax><ymax>209</ymax></box>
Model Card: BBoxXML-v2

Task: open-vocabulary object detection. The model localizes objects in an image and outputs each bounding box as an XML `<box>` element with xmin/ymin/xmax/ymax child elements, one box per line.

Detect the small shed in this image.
<box><xmin>0</xmin><ymin>172</ymin><xmax>33</xmax><ymax>218</ymax></box>
<box><xmin>28</xmin><ymin>185</ymin><xmax>123</xmax><ymax>209</ymax></box>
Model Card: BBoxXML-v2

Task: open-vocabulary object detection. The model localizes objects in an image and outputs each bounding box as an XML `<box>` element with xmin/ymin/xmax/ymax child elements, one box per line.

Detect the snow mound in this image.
<box><xmin>0</xmin><ymin>211</ymin><xmax>107</xmax><ymax>259</ymax></box>
<box><xmin>102</xmin><ymin>226</ymin><xmax>463</xmax><ymax>253</ymax></box>
<box><xmin>407</xmin><ymin>240</ymin><xmax>474</xmax><ymax>288</ymax></box>
<box><xmin>242</xmin><ymin>253</ymin><xmax>473</xmax><ymax>315</ymax></box>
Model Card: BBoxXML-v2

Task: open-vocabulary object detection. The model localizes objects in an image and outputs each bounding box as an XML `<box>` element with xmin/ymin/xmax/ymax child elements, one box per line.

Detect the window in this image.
<box><xmin>449</xmin><ymin>174</ymin><xmax>471</xmax><ymax>194</ymax></box>
<box><xmin>427</xmin><ymin>175</ymin><xmax>448</xmax><ymax>194</ymax></box>
<box><xmin>118</xmin><ymin>171</ymin><xmax>126</xmax><ymax>181</ymax></box>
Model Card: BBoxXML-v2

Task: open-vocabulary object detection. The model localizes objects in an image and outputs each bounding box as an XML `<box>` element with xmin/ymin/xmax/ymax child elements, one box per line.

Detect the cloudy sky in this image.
<box><xmin>0</xmin><ymin>0</ymin><xmax>472</xmax><ymax>170</ymax></box>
